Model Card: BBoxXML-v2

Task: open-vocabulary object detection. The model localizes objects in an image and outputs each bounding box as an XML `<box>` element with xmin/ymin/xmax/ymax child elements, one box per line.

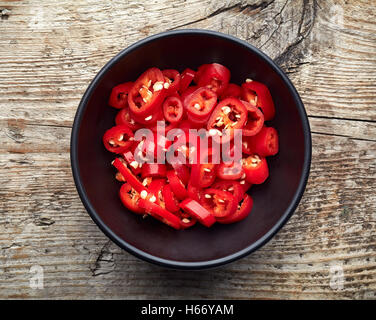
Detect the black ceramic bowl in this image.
<box><xmin>71</xmin><ymin>29</ymin><xmax>311</xmax><ymax>270</ymax></box>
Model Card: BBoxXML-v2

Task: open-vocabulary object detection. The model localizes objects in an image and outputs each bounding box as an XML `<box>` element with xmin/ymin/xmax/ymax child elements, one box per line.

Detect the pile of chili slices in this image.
<box><xmin>103</xmin><ymin>63</ymin><xmax>279</xmax><ymax>230</ymax></box>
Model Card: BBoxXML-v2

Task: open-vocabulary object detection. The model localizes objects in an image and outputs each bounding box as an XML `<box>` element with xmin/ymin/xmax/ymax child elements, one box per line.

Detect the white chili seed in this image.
<box><xmin>203</xmin><ymin>168</ymin><xmax>211</xmax><ymax>172</ymax></box>
<box><xmin>218</xmin><ymin>199</ymin><xmax>225</xmax><ymax>203</ymax></box>
<box><xmin>164</xmin><ymin>82</ymin><xmax>170</xmax><ymax>89</ymax></box>
<box><xmin>153</xmin><ymin>81</ymin><xmax>164</xmax><ymax>91</ymax></box>
<box><xmin>145</xmin><ymin>115</ymin><xmax>152</xmax><ymax>121</ymax></box>
<box><xmin>149</xmin><ymin>195</ymin><xmax>156</xmax><ymax>203</ymax></box>
<box><xmin>182</xmin><ymin>218</ymin><xmax>190</xmax><ymax>224</ymax></box>
<box><xmin>204</xmin><ymin>194</ymin><xmax>212</xmax><ymax>199</ymax></box>
<box><xmin>240</xmin><ymin>180</ymin><xmax>245</xmax><ymax>185</ymax></box>
<box><xmin>140</xmin><ymin>190</ymin><xmax>148</xmax><ymax>199</ymax></box>
<box><xmin>130</xmin><ymin>161</ymin><xmax>138</xmax><ymax>169</ymax></box>
<box><xmin>194</xmin><ymin>103</ymin><xmax>201</xmax><ymax>110</ymax></box>
<box><xmin>246</xmin><ymin>78</ymin><xmax>253</xmax><ymax>83</ymax></box>
<box><xmin>221</xmin><ymin>106</ymin><xmax>231</xmax><ymax>114</ymax></box>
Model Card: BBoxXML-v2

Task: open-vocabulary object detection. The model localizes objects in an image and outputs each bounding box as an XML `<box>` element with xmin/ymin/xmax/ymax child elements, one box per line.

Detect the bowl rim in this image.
<box><xmin>70</xmin><ymin>29</ymin><xmax>312</xmax><ymax>270</ymax></box>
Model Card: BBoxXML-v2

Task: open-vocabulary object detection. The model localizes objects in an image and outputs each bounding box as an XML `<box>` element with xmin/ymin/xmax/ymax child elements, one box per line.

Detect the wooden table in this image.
<box><xmin>1</xmin><ymin>0</ymin><xmax>375</xmax><ymax>299</ymax></box>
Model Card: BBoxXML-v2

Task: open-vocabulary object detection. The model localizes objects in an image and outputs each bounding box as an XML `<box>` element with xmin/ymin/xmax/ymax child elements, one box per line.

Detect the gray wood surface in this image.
<box><xmin>0</xmin><ymin>0</ymin><xmax>375</xmax><ymax>299</ymax></box>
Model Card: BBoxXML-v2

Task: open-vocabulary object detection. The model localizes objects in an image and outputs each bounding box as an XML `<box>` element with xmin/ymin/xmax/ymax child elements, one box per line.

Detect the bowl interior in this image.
<box><xmin>73</xmin><ymin>31</ymin><xmax>309</xmax><ymax>268</ymax></box>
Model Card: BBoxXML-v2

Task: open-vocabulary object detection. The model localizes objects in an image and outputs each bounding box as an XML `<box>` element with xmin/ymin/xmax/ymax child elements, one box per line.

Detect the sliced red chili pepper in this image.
<box><xmin>128</xmin><ymin>67</ymin><xmax>166</xmax><ymax>123</ymax></box>
<box><xmin>207</xmin><ymin>97</ymin><xmax>247</xmax><ymax>142</ymax></box>
<box><xmin>138</xmin><ymin>199</ymin><xmax>181</xmax><ymax>230</ymax></box>
<box><xmin>112</xmin><ymin>158</ymin><xmax>148</xmax><ymax>194</ymax></box>
<box><xmin>217</xmin><ymin>161</ymin><xmax>244</xmax><ymax>180</ymax></box>
<box><xmin>146</xmin><ymin>179</ymin><xmax>166</xmax><ymax>207</ymax></box>
<box><xmin>115</xmin><ymin>107</ymin><xmax>141</xmax><ymax>131</ymax></box>
<box><xmin>162</xmin><ymin>184</ymin><xmax>180</xmax><ymax>213</ymax></box>
<box><xmin>162</xmin><ymin>69</ymin><xmax>180</xmax><ymax>96</ymax></box>
<box><xmin>170</xmin><ymin>163</ymin><xmax>190</xmax><ymax>185</ymax></box>
<box><xmin>179</xmin><ymin>68</ymin><xmax>195</xmax><ymax>94</ymax></box>
<box><xmin>241</xmin><ymin>100</ymin><xmax>265</xmax><ymax>136</ymax></box>
<box><xmin>187</xmin><ymin>181</ymin><xmax>202</xmax><ymax>202</ymax></box>
<box><xmin>180</xmin><ymin>85</ymin><xmax>198</xmax><ymax>104</ymax></box>
<box><xmin>179</xmin><ymin>198</ymin><xmax>216</xmax><ymax>227</ymax></box>
<box><xmin>190</xmin><ymin>163</ymin><xmax>217</xmax><ymax>188</ymax></box>
<box><xmin>200</xmin><ymin>188</ymin><xmax>237</xmax><ymax>218</ymax></box>
<box><xmin>166</xmin><ymin>170</ymin><xmax>188</xmax><ymax>200</ymax></box>
<box><xmin>217</xmin><ymin>194</ymin><xmax>253</xmax><ymax>224</ymax></box>
<box><xmin>242</xmin><ymin>135</ymin><xmax>253</xmax><ymax>155</ymax></box>
<box><xmin>141</xmin><ymin>132</ymin><xmax>171</xmax><ymax>160</ymax></box>
<box><xmin>103</xmin><ymin>125</ymin><xmax>134</xmax><ymax>154</ymax></box>
<box><xmin>108</xmin><ymin>82</ymin><xmax>134</xmax><ymax>109</ymax></box>
<box><xmin>119</xmin><ymin>183</ymin><xmax>145</xmax><ymax>215</ymax></box>
<box><xmin>163</xmin><ymin>95</ymin><xmax>183</xmax><ymax>124</ymax></box>
<box><xmin>220</xmin><ymin>83</ymin><xmax>241</xmax><ymax>100</ymax></box>
<box><xmin>212</xmin><ymin>180</ymin><xmax>244</xmax><ymax>202</ymax></box>
<box><xmin>176</xmin><ymin>211</ymin><xmax>197</xmax><ymax>229</ymax></box>
<box><xmin>241</xmin><ymin>80</ymin><xmax>275</xmax><ymax>120</ymax></box>
<box><xmin>193</xmin><ymin>64</ymin><xmax>210</xmax><ymax>84</ymax></box>
<box><xmin>148</xmin><ymin>119</ymin><xmax>177</xmax><ymax>134</ymax></box>
<box><xmin>242</xmin><ymin>154</ymin><xmax>269</xmax><ymax>184</ymax></box>
<box><xmin>122</xmin><ymin>150</ymin><xmax>142</xmax><ymax>175</ymax></box>
<box><xmin>141</xmin><ymin>163</ymin><xmax>167</xmax><ymax>179</ymax></box>
<box><xmin>196</xmin><ymin>63</ymin><xmax>230</xmax><ymax>95</ymax></box>
<box><xmin>247</xmin><ymin>126</ymin><xmax>279</xmax><ymax>157</ymax></box>
<box><xmin>184</xmin><ymin>87</ymin><xmax>217</xmax><ymax>123</ymax></box>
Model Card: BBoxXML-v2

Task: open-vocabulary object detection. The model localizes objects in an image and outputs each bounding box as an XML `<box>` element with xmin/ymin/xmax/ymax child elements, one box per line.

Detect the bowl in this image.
<box><xmin>70</xmin><ymin>29</ymin><xmax>311</xmax><ymax>270</ymax></box>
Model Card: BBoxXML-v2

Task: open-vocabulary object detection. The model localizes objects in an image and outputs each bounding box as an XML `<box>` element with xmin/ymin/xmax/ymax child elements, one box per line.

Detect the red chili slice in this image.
<box><xmin>247</xmin><ymin>126</ymin><xmax>279</xmax><ymax>157</ymax></box>
<box><xmin>162</xmin><ymin>184</ymin><xmax>180</xmax><ymax>213</ymax></box>
<box><xmin>119</xmin><ymin>183</ymin><xmax>145</xmax><ymax>215</ymax></box>
<box><xmin>184</xmin><ymin>87</ymin><xmax>217</xmax><ymax>123</ymax></box>
<box><xmin>196</xmin><ymin>63</ymin><xmax>230</xmax><ymax>95</ymax></box>
<box><xmin>199</xmin><ymin>188</ymin><xmax>237</xmax><ymax>218</ymax></box>
<box><xmin>179</xmin><ymin>198</ymin><xmax>216</xmax><ymax>227</ymax></box>
<box><xmin>170</xmin><ymin>163</ymin><xmax>190</xmax><ymax>185</ymax></box>
<box><xmin>108</xmin><ymin>82</ymin><xmax>134</xmax><ymax>109</ymax></box>
<box><xmin>179</xmin><ymin>68</ymin><xmax>196</xmax><ymax>94</ymax></box>
<box><xmin>190</xmin><ymin>163</ymin><xmax>217</xmax><ymax>188</ymax></box>
<box><xmin>187</xmin><ymin>181</ymin><xmax>202</xmax><ymax>202</ymax></box>
<box><xmin>220</xmin><ymin>83</ymin><xmax>241</xmax><ymax>100</ymax></box>
<box><xmin>103</xmin><ymin>125</ymin><xmax>134</xmax><ymax>154</ymax></box>
<box><xmin>146</xmin><ymin>179</ymin><xmax>166</xmax><ymax>207</ymax></box>
<box><xmin>141</xmin><ymin>163</ymin><xmax>167</xmax><ymax>179</ymax></box>
<box><xmin>217</xmin><ymin>161</ymin><xmax>244</xmax><ymax>181</ymax></box>
<box><xmin>115</xmin><ymin>107</ymin><xmax>141</xmax><ymax>131</ymax></box>
<box><xmin>166</xmin><ymin>170</ymin><xmax>188</xmax><ymax>200</ymax></box>
<box><xmin>112</xmin><ymin>158</ymin><xmax>147</xmax><ymax>194</ymax></box>
<box><xmin>163</xmin><ymin>95</ymin><xmax>183</xmax><ymax>124</ymax></box>
<box><xmin>242</xmin><ymin>135</ymin><xmax>253</xmax><ymax>155</ymax></box>
<box><xmin>241</xmin><ymin>80</ymin><xmax>275</xmax><ymax>120</ymax></box>
<box><xmin>162</xmin><ymin>69</ymin><xmax>181</xmax><ymax>96</ymax></box>
<box><xmin>212</xmin><ymin>180</ymin><xmax>244</xmax><ymax>202</ymax></box>
<box><xmin>176</xmin><ymin>211</ymin><xmax>197</xmax><ymax>229</ymax></box>
<box><xmin>180</xmin><ymin>85</ymin><xmax>198</xmax><ymax>104</ymax></box>
<box><xmin>122</xmin><ymin>150</ymin><xmax>142</xmax><ymax>175</ymax></box>
<box><xmin>242</xmin><ymin>154</ymin><xmax>269</xmax><ymax>184</ymax></box>
<box><xmin>138</xmin><ymin>199</ymin><xmax>181</xmax><ymax>230</ymax></box>
<box><xmin>217</xmin><ymin>194</ymin><xmax>253</xmax><ymax>224</ymax></box>
<box><xmin>207</xmin><ymin>97</ymin><xmax>247</xmax><ymax>142</ymax></box>
<box><xmin>128</xmin><ymin>67</ymin><xmax>166</xmax><ymax>123</ymax></box>
<box><xmin>194</xmin><ymin>64</ymin><xmax>210</xmax><ymax>84</ymax></box>
<box><xmin>241</xmin><ymin>100</ymin><xmax>265</xmax><ymax>136</ymax></box>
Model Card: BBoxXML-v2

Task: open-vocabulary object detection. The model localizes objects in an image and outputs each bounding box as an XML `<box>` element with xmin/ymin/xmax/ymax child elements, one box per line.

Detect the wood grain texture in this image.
<box><xmin>0</xmin><ymin>0</ymin><xmax>375</xmax><ymax>299</ymax></box>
